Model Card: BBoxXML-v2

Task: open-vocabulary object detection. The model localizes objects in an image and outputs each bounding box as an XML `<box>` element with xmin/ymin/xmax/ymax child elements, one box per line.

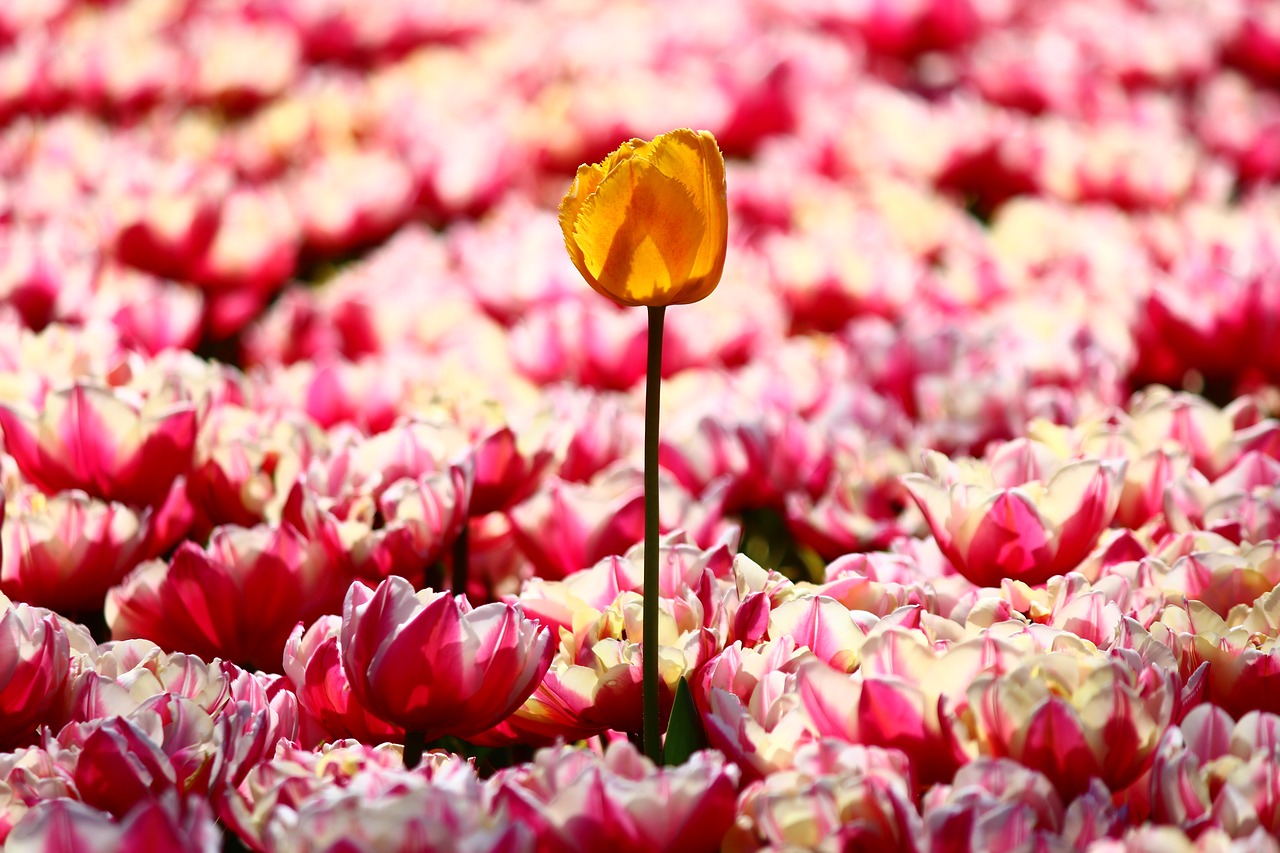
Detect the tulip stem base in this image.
<box><xmin>642</xmin><ymin>305</ymin><xmax>666</xmax><ymax>763</ymax></box>
<box><xmin>403</xmin><ymin>729</ymin><xmax>426</xmax><ymax>770</ymax></box>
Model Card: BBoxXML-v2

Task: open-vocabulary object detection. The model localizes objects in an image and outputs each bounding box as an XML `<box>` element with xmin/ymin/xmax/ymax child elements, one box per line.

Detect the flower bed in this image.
<box><xmin>2</xmin><ymin>0</ymin><xmax>1280</xmax><ymax>850</ymax></box>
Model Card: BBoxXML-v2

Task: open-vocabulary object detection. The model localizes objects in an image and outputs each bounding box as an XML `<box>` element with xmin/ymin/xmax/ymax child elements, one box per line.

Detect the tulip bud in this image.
<box><xmin>559</xmin><ymin>129</ymin><xmax>727</xmax><ymax>308</ymax></box>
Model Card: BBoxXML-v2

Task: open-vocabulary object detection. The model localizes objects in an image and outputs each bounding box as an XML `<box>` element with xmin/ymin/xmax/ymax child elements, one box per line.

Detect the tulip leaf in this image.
<box><xmin>662</xmin><ymin>676</ymin><xmax>706</xmax><ymax>766</ymax></box>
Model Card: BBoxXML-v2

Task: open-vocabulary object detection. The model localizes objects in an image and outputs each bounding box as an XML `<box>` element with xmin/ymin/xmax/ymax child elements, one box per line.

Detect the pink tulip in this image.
<box><xmin>999</xmin><ymin>573</ymin><xmax>1128</xmax><ymax>650</ymax></box>
<box><xmin>786</xmin><ymin>443</ymin><xmax>921</xmax><ymax>559</ymax></box>
<box><xmin>0</xmin><ymin>600</ymin><xmax>73</xmax><ymax>749</ymax></box>
<box><xmin>922</xmin><ymin>757</ymin><xmax>1117</xmax><ymax>852</ymax></box>
<box><xmin>1128</xmin><ymin>388</ymin><xmax>1274</xmax><ymax>480</ymax></box>
<box><xmin>450</xmin><ymin>201</ymin><xmax>583</xmax><ymax>328</ymax></box>
<box><xmin>107</xmin><ymin>165</ymin><xmax>227</xmax><ymax>285</ymax></box>
<box><xmin>1153</xmin><ymin>591</ymin><xmax>1280</xmax><ymax>718</ymax></box>
<box><xmin>723</xmin><ymin>739</ymin><xmax>923</xmax><ymax>853</ymax></box>
<box><xmin>1173</xmin><ymin>452</ymin><xmax>1280</xmax><ymax>545</ymax></box>
<box><xmin>811</xmin><ymin>554</ymin><xmax>939</xmax><ymax>619</ymax></box>
<box><xmin>287</xmin><ymin>148</ymin><xmax>417</xmax><ymax>256</ymax></box>
<box><xmin>282</xmin><ymin>615</ymin><xmax>403</xmax><ymax>747</ymax></box>
<box><xmin>301</xmin><ymin>419</ymin><xmax>468</xmax><ymax>514</ymax></box>
<box><xmin>266</xmin><ymin>358</ymin><xmax>406</xmax><ymax>434</ymax></box>
<box><xmin>468</xmin><ymin>425</ymin><xmax>556</xmax><ymax>516</ymax></box>
<box><xmin>659</xmin><ymin>407</ymin><xmax>831</xmax><ymax>514</ymax></box>
<box><xmin>493</xmin><ymin>741</ymin><xmax>740</xmax><ymax>853</ymax></box>
<box><xmin>1151</xmin><ymin>705</ymin><xmax>1280</xmax><ymax>838</ymax></box>
<box><xmin>105</xmin><ymin>524</ymin><xmax>336</xmax><ymax>672</ymax></box>
<box><xmin>339</xmin><ymin>577</ymin><xmax>552</xmax><ymax>739</ymax></box>
<box><xmin>798</xmin><ymin>651</ymin><xmax>976</xmax><ymax>785</ymax></box>
<box><xmin>97</xmin><ymin>268</ymin><xmax>204</xmax><ymax>357</ymax></box>
<box><xmin>1</xmin><ymin>488</ymin><xmax>150</xmax><ymax>614</ymax></box>
<box><xmin>278</xmin><ymin>477</ymin><xmax>463</xmax><ymax>590</ymax></box>
<box><xmin>962</xmin><ymin>653</ymin><xmax>1176</xmax><ymax>799</ymax></box>
<box><xmin>1226</xmin><ymin>0</ymin><xmax>1280</xmax><ymax>85</ymax></box>
<box><xmin>0</xmin><ymin>382</ymin><xmax>196</xmax><ymax>508</ymax></box>
<box><xmin>51</xmin><ymin>701</ymin><xmax>210</xmax><ymax>818</ymax></box>
<box><xmin>497</xmin><ymin>587</ymin><xmax>717</xmax><ymax>744</ymax></box>
<box><xmin>903</xmin><ymin>441</ymin><xmax>1125</xmax><ymax>586</ymax></box>
<box><xmin>547</xmin><ymin>389</ymin><xmax>641</xmax><ymax>484</ymax></box>
<box><xmin>766</xmin><ymin>595</ymin><xmax>875</xmax><ymax>672</ymax></box>
<box><xmin>697</xmin><ymin>637</ymin><xmax>817</xmax><ymax>781</ymax></box>
<box><xmin>4</xmin><ymin>796</ymin><xmax>219</xmax><ymax>853</ymax></box>
<box><xmin>233</xmin><ymin>742</ymin><xmax>526</xmax><ymax>853</ymax></box>
<box><xmin>0</xmin><ymin>745</ymin><xmax>75</xmax><ymax>843</ymax></box>
<box><xmin>507</xmin><ymin>467</ymin><xmax>730</xmax><ymax>580</ymax></box>
<box><xmin>1143</xmin><ymin>542</ymin><xmax>1280</xmax><ymax>619</ymax></box>
<box><xmin>182</xmin><ymin>20</ymin><xmax>299</xmax><ymax>111</ymax></box>
<box><xmin>69</xmin><ymin>639</ymin><xmax>230</xmax><ymax>723</ymax></box>
<box><xmin>509</xmin><ymin>297</ymin><xmax>648</xmax><ymax>391</ymax></box>
<box><xmin>1197</xmin><ymin>74</ymin><xmax>1280</xmax><ymax>186</ymax></box>
<box><xmin>185</xmin><ymin>404</ymin><xmax>322</xmax><ymax>535</ymax></box>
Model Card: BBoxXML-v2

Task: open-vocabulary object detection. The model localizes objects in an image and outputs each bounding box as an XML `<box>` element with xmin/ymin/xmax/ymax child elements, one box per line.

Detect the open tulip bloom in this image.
<box><xmin>559</xmin><ymin>128</ymin><xmax>728</xmax><ymax>760</ymax></box>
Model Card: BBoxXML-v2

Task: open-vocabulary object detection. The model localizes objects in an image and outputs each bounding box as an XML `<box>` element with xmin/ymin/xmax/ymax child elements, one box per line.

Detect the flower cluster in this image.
<box><xmin>1</xmin><ymin>0</ymin><xmax>1280</xmax><ymax>849</ymax></box>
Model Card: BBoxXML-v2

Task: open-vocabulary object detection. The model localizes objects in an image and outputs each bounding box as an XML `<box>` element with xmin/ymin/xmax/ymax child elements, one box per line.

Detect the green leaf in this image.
<box><xmin>662</xmin><ymin>676</ymin><xmax>706</xmax><ymax>766</ymax></box>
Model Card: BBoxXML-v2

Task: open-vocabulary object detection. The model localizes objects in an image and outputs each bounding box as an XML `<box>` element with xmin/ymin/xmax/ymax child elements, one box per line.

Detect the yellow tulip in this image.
<box><xmin>559</xmin><ymin>128</ymin><xmax>728</xmax><ymax>307</ymax></box>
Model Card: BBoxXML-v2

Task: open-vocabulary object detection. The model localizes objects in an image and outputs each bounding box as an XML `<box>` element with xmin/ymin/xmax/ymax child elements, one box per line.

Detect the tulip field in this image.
<box><xmin>5</xmin><ymin>0</ymin><xmax>1280</xmax><ymax>849</ymax></box>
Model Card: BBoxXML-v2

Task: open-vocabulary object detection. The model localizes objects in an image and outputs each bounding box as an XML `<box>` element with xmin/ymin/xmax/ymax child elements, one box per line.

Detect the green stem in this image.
<box><xmin>403</xmin><ymin>729</ymin><xmax>426</xmax><ymax>769</ymax></box>
<box><xmin>642</xmin><ymin>305</ymin><xmax>666</xmax><ymax>763</ymax></box>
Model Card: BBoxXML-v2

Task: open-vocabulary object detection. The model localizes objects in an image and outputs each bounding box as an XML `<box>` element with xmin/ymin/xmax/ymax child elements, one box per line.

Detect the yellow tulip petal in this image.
<box><xmin>558</xmin><ymin>162</ymin><xmax>608</xmax><ymax>284</ymax></box>
<box><xmin>560</xmin><ymin>129</ymin><xmax>727</xmax><ymax>307</ymax></box>
<box><xmin>645</xmin><ymin>129</ymin><xmax>728</xmax><ymax>281</ymax></box>
<box><xmin>572</xmin><ymin>157</ymin><xmax>705</xmax><ymax>306</ymax></box>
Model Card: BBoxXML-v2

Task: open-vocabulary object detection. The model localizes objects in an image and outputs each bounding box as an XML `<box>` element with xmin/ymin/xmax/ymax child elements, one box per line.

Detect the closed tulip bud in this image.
<box><xmin>559</xmin><ymin>129</ymin><xmax>727</xmax><ymax>308</ymax></box>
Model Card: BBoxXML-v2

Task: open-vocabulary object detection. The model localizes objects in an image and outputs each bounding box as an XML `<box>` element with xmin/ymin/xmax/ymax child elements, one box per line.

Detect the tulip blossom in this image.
<box><xmin>0</xmin><ymin>746</ymin><xmax>77</xmax><ymax>843</ymax></box>
<box><xmin>558</xmin><ymin>129</ymin><xmax>727</xmax><ymax>308</ymax></box>
<box><xmin>797</xmin><ymin>624</ymin><xmax>1044</xmax><ymax>785</ymax></box>
<box><xmin>338</xmin><ymin>577</ymin><xmax>553</xmax><ymax>741</ymax></box>
<box><xmin>722</xmin><ymin>740</ymin><xmax>923</xmax><ymax>853</ymax></box>
<box><xmin>515</xmin><ymin>532</ymin><xmax>736</xmax><ymax>638</ymax></box>
<box><xmin>185</xmin><ymin>404</ymin><xmax>323</xmax><ymax>534</ymax></box>
<box><xmin>4</xmin><ymin>796</ymin><xmax>220</xmax><ymax>853</ymax></box>
<box><xmin>507</xmin><ymin>466</ymin><xmax>730</xmax><ymax>580</ymax></box>
<box><xmin>468</xmin><ymin>425</ymin><xmax>556</xmax><ymax>516</ymax></box>
<box><xmin>903</xmin><ymin>441</ymin><xmax>1126</xmax><ymax>586</ymax></box>
<box><xmin>0</xmin><ymin>382</ymin><xmax>197</xmax><ymax>509</ymax></box>
<box><xmin>69</xmin><ymin>639</ymin><xmax>229</xmax><ymax>722</ymax></box>
<box><xmin>500</xmin><ymin>589</ymin><xmax>715</xmax><ymax>743</ymax></box>
<box><xmin>696</xmin><ymin>637</ymin><xmax>817</xmax><ymax>780</ymax></box>
<box><xmin>922</xmin><ymin>758</ymin><xmax>1117</xmax><ymax>852</ymax></box>
<box><xmin>228</xmin><ymin>741</ymin><xmax>529</xmax><ymax>853</ymax></box>
<box><xmin>492</xmin><ymin>741</ymin><xmax>740</xmax><ymax>853</ymax></box>
<box><xmin>1151</xmin><ymin>590</ymin><xmax>1280</xmax><ymax>718</ymax></box>
<box><xmin>1</xmin><ymin>488</ymin><xmax>151</xmax><ymax>614</ymax></box>
<box><xmin>0</xmin><ymin>600</ymin><xmax>74</xmax><ymax>749</ymax></box>
<box><xmin>282</xmin><ymin>615</ymin><xmax>403</xmax><ymax>748</ymax></box>
<box><xmin>46</xmin><ymin>690</ymin><xmax>287</xmax><ymax>820</ymax></box>
<box><xmin>962</xmin><ymin>652</ymin><xmax>1177</xmax><ymax>799</ymax></box>
<box><xmin>277</xmin><ymin>476</ymin><xmax>465</xmax><ymax>590</ymax></box>
<box><xmin>105</xmin><ymin>524</ymin><xmax>336</xmax><ymax>672</ymax></box>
